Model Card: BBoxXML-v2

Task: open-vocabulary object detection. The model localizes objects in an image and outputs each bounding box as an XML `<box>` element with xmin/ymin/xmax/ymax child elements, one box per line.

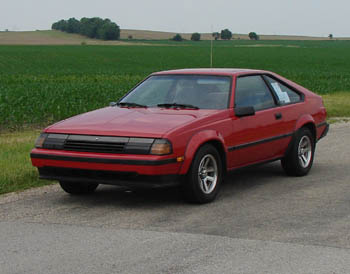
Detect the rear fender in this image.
<box><xmin>294</xmin><ymin>114</ymin><xmax>315</xmax><ymax>132</ymax></box>
<box><xmin>284</xmin><ymin>114</ymin><xmax>316</xmax><ymax>156</ymax></box>
<box><xmin>179</xmin><ymin>130</ymin><xmax>227</xmax><ymax>175</ymax></box>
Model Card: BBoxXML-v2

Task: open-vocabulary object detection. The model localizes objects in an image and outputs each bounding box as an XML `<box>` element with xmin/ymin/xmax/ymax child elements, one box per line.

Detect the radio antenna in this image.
<box><xmin>210</xmin><ymin>25</ymin><xmax>213</xmax><ymax>68</ymax></box>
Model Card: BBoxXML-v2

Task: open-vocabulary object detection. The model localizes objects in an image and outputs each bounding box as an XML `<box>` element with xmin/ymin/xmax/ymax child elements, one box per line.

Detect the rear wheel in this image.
<box><xmin>182</xmin><ymin>144</ymin><xmax>222</xmax><ymax>204</ymax></box>
<box><xmin>59</xmin><ymin>181</ymin><xmax>99</xmax><ymax>195</ymax></box>
<box><xmin>281</xmin><ymin>127</ymin><xmax>315</xmax><ymax>176</ymax></box>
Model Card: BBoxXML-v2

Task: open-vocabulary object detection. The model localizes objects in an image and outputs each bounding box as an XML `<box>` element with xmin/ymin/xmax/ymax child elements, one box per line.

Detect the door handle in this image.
<box><xmin>275</xmin><ymin>113</ymin><xmax>282</xmax><ymax>120</ymax></box>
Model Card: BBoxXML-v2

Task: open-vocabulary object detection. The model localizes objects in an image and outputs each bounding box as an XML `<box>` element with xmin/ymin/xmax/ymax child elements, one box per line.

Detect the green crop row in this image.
<box><xmin>0</xmin><ymin>74</ymin><xmax>142</xmax><ymax>129</ymax></box>
<box><xmin>1</xmin><ymin>42</ymin><xmax>350</xmax><ymax>130</ymax></box>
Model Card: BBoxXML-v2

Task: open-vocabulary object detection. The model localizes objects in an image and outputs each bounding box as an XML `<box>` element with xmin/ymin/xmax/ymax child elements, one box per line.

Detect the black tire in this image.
<box><xmin>182</xmin><ymin>144</ymin><xmax>223</xmax><ymax>204</ymax></box>
<box><xmin>281</xmin><ymin>127</ymin><xmax>315</xmax><ymax>176</ymax></box>
<box><xmin>59</xmin><ymin>181</ymin><xmax>99</xmax><ymax>195</ymax></box>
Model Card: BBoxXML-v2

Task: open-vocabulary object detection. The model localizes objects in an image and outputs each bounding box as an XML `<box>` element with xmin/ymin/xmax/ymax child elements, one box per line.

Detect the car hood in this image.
<box><xmin>46</xmin><ymin>106</ymin><xmax>217</xmax><ymax>137</ymax></box>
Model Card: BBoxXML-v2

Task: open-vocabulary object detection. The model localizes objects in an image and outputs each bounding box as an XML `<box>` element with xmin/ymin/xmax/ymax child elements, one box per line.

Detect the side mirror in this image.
<box><xmin>110</xmin><ymin>102</ymin><xmax>117</xmax><ymax>107</ymax></box>
<box><xmin>234</xmin><ymin>106</ymin><xmax>255</xmax><ymax>117</ymax></box>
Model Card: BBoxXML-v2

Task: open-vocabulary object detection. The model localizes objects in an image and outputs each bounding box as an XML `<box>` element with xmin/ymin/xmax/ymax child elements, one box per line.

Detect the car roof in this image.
<box><xmin>152</xmin><ymin>68</ymin><xmax>268</xmax><ymax>76</ymax></box>
<box><xmin>152</xmin><ymin>68</ymin><xmax>318</xmax><ymax>98</ymax></box>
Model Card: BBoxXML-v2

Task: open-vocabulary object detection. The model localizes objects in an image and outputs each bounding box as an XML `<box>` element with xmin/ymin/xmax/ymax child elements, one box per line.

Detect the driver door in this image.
<box><xmin>228</xmin><ymin>75</ymin><xmax>291</xmax><ymax>168</ymax></box>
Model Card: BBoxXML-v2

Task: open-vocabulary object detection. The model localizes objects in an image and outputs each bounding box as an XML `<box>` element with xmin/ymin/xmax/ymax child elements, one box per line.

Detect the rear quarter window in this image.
<box><xmin>264</xmin><ymin>76</ymin><xmax>302</xmax><ymax>105</ymax></box>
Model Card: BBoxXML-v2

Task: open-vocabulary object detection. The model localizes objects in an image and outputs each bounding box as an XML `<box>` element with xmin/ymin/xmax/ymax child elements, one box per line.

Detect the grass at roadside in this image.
<box><xmin>322</xmin><ymin>92</ymin><xmax>350</xmax><ymax>117</ymax></box>
<box><xmin>0</xmin><ymin>130</ymin><xmax>53</xmax><ymax>195</ymax></box>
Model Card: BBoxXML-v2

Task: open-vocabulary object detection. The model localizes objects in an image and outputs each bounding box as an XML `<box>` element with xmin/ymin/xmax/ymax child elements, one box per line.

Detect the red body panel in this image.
<box><xmin>228</xmin><ymin>108</ymin><xmax>291</xmax><ymax>168</ymax></box>
<box><xmin>46</xmin><ymin>107</ymin><xmax>216</xmax><ymax>138</ymax></box>
<box><xmin>31</xmin><ymin>149</ymin><xmax>181</xmax><ymax>175</ymax></box>
<box><xmin>31</xmin><ymin>69</ymin><xmax>328</xmax><ymax>185</ymax></box>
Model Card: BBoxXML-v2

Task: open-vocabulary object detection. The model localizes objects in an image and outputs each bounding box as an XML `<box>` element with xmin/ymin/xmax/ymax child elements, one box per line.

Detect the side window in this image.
<box><xmin>235</xmin><ymin>75</ymin><xmax>276</xmax><ymax>111</ymax></box>
<box><xmin>264</xmin><ymin>76</ymin><xmax>302</xmax><ymax>105</ymax></box>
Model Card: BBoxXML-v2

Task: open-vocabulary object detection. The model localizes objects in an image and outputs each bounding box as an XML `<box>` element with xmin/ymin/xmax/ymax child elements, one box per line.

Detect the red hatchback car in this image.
<box><xmin>31</xmin><ymin>69</ymin><xmax>328</xmax><ymax>203</ymax></box>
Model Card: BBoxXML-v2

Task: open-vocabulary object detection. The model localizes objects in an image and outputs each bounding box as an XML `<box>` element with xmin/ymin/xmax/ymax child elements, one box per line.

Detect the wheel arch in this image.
<box><xmin>294</xmin><ymin>114</ymin><xmax>317</xmax><ymax>143</ymax></box>
<box><xmin>179</xmin><ymin>130</ymin><xmax>227</xmax><ymax>175</ymax></box>
<box><xmin>301</xmin><ymin>122</ymin><xmax>317</xmax><ymax>144</ymax></box>
<box><xmin>205</xmin><ymin>140</ymin><xmax>227</xmax><ymax>175</ymax></box>
<box><xmin>282</xmin><ymin>118</ymin><xmax>316</xmax><ymax>176</ymax></box>
<box><xmin>285</xmin><ymin>115</ymin><xmax>317</xmax><ymax>157</ymax></box>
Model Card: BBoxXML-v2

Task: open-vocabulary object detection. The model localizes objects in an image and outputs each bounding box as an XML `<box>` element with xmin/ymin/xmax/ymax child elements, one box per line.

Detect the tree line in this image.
<box><xmin>173</xmin><ymin>29</ymin><xmax>260</xmax><ymax>42</ymax></box>
<box><xmin>52</xmin><ymin>17</ymin><xmax>120</xmax><ymax>40</ymax></box>
<box><xmin>212</xmin><ymin>30</ymin><xmax>259</xmax><ymax>40</ymax></box>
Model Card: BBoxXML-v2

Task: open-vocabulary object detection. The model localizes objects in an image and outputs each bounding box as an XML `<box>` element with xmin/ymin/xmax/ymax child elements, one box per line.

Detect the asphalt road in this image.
<box><xmin>1</xmin><ymin>123</ymin><xmax>350</xmax><ymax>274</ymax></box>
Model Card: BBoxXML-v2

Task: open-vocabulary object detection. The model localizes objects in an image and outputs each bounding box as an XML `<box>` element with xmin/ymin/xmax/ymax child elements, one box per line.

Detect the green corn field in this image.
<box><xmin>1</xmin><ymin>40</ymin><xmax>350</xmax><ymax>130</ymax></box>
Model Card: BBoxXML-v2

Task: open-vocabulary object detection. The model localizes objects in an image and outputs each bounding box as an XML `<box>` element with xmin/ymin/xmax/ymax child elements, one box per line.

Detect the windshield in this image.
<box><xmin>120</xmin><ymin>75</ymin><xmax>231</xmax><ymax>109</ymax></box>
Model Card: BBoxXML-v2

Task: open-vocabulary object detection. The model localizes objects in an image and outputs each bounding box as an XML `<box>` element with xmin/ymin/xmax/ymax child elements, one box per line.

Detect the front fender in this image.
<box><xmin>179</xmin><ymin>130</ymin><xmax>227</xmax><ymax>175</ymax></box>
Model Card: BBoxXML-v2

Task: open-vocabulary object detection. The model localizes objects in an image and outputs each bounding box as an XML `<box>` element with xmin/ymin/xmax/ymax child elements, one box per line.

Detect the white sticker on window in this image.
<box><xmin>271</xmin><ymin>82</ymin><xmax>290</xmax><ymax>103</ymax></box>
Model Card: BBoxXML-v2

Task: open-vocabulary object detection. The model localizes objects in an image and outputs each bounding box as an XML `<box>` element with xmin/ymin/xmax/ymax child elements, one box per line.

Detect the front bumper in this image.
<box><xmin>31</xmin><ymin>149</ymin><xmax>183</xmax><ymax>188</ymax></box>
<box><xmin>38</xmin><ymin>167</ymin><xmax>181</xmax><ymax>188</ymax></box>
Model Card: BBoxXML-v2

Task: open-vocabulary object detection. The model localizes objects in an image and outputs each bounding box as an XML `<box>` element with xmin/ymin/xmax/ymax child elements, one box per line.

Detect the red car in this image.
<box><xmin>31</xmin><ymin>69</ymin><xmax>328</xmax><ymax>203</ymax></box>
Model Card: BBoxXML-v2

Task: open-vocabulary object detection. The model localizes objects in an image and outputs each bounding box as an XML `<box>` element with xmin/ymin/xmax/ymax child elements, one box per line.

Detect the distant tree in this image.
<box><xmin>97</xmin><ymin>21</ymin><xmax>120</xmax><ymax>40</ymax></box>
<box><xmin>52</xmin><ymin>17</ymin><xmax>120</xmax><ymax>40</ymax></box>
<box><xmin>52</xmin><ymin>19</ymin><xmax>68</xmax><ymax>32</ymax></box>
<box><xmin>78</xmin><ymin>17</ymin><xmax>91</xmax><ymax>36</ymax></box>
<box><xmin>51</xmin><ymin>22</ymin><xmax>58</xmax><ymax>30</ymax></box>
<box><xmin>66</xmin><ymin>18</ymin><xmax>81</xmax><ymax>34</ymax></box>
<box><xmin>328</xmin><ymin>34</ymin><xmax>333</xmax><ymax>39</ymax></box>
<box><xmin>220</xmin><ymin>29</ymin><xmax>232</xmax><ymax>40</ymax></box>
<box><xmin>212</xmin><ymin>32</ymin><xmax>220</xmax><ymax>40</ymax></box>
<box><xmin>80</xmin><ymin>17</ymin><xmax>105</xmax><ymax>38</ymax></box>
<box><xmin>172</xmin><ymin>34</ymin><xmax>183</xmax><ymax>41</ymax></box>
<box><xmin>249</xmin><ymin>32</ymin><xmax>259</xmax><ymax>40</ymax></box>
<box><xmin>191</xmin><ymin>32</ymin><xmax>201</xmax><ymax>41</ymax></box>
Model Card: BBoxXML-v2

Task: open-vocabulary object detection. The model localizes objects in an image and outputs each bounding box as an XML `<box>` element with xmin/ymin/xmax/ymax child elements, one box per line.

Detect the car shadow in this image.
<box><xmin>223</xmin><ymin>161</ymin><xmax>286</xmax><ymax>191</ymax></box>
<box><xmin>58</xmin><ymin>162</ymin><xmax>286</xmax><ymax>208</ymax></box>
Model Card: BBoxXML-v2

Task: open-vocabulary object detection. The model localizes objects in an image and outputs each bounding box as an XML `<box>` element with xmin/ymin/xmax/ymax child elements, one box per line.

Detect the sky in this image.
<box><xmin>1</xmin><ymin>0</ymin><xmax>349</xmax><ymax>37</ymax></box>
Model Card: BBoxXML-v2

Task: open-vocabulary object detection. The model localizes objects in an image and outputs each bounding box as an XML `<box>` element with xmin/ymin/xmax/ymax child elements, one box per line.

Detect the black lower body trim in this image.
<box><xmin>317</xmin><ymin>121</ymin><xmax>328</xmax><ymax>128</ymax></box>
<box><xmin>228</xmin><ymin>132</ymin><xmax>293</xmax><ymax>152</ymax></box>
<box><xmin>38</xmin><ymin>167</ymin><xmax>181</xmax><ymax>189</ymax></box>
<box><xmin>31</xmin><ymin>153</ymin><xmax>177</xmax><ymax>166</ymax></box>
<box><xmin>227</xmin><ymin>156</ymin><xmax>283</xmax><ymax>173</ymax></box>
<box><xmin>318</xmin><ymin>122</ymin><xmax>329</xmax><ymax>141</ymax></box>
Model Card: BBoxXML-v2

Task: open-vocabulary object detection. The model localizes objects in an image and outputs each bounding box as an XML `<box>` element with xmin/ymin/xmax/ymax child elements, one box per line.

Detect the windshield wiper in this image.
<box><xmin>157</xmin><ymin>103</ymin><xmax>199</xmax><ymax>109</ymax></box>
<box><xmin>117</xmin><ymin>102</ymin><xmax>147</xmax><ymax>108</ymax></box>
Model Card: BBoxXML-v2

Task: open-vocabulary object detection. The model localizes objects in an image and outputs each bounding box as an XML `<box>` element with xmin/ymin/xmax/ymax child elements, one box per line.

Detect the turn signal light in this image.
<box><xmin>34</xmin><ymin>133</ymin><xmax>48</xmax><ymax>148</ymax></box>
<box><xmin>150</xmin><ymin>139</ymin><xmax>172</xmax><ymax>155</ymax></box>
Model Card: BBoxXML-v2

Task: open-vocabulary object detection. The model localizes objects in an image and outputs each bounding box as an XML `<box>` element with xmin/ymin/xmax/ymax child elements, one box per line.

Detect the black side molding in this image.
<box><xmin>228</xmin><ymin>132</ymin><xmax>294</xmax><ymax>152</ymax></box>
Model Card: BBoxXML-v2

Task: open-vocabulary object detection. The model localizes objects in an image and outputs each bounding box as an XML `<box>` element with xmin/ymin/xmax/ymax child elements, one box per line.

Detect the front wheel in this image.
<box><xmin>59</xmin><ymin>181</ymin><xmax>99</xmax><ymax>195</ymax></box>
<box><xmin>182</xmin><ymin>144</ymin><xmax>223</xmax><ymax>204</ymax></box>
<box><xmin>281</xmin><ymin>127</ymin><xmax>315</xmax><ymax>176</ymax></box>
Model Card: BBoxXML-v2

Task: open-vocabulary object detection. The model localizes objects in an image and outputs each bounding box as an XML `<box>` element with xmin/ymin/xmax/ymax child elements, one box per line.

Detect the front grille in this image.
<box><xmin>62</xmin><ymin>135</ymin><xmax>129</xmax><ymax>153</ymax></box>
<box><xmin>64</xmin><ymin>140</ymin><xmax>126</xmax><ymax>153</ymax></box>
<box><xmin>42</xmin><ymin>134</ymin><xmax>154</xmax><ymax>154</ymax></box>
